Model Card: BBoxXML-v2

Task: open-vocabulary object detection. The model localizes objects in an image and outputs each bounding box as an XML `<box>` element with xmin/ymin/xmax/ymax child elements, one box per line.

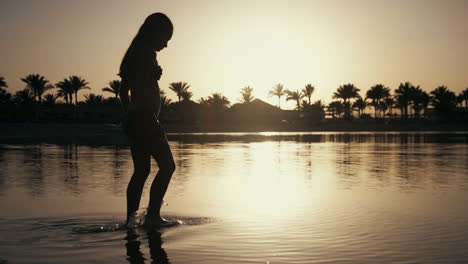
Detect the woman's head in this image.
<box><xmin>137</xmin><ymin>13</ymin><xmax>173</xmax><ymax>51</ymax></box>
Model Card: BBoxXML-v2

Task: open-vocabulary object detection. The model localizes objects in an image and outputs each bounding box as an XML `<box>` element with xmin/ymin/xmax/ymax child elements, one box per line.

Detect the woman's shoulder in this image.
<box><xmin>119</xmin><ymin>47</ymin><xmax>153</xmax><ymax>79</ymax></box>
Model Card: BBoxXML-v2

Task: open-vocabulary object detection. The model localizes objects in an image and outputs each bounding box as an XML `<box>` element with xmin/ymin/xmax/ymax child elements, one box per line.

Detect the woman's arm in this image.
<box><xmin>119</xmin><ymin>78</ymin><xmax>131</xmax><ymax>112</ymax></box>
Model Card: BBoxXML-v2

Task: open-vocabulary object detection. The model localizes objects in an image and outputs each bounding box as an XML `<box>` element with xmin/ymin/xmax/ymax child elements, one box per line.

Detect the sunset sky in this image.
<box><xmin>1</xmin><ymin>0</ymin><xmax>467</xmax><ymax>109</ymax></box>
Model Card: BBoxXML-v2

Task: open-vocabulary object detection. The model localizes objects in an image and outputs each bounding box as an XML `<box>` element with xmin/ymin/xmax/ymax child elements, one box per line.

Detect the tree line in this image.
<box><xmin>1</xmin><ymin>74</ymin><xmax>467</xmax><ymax>119</ymax></box>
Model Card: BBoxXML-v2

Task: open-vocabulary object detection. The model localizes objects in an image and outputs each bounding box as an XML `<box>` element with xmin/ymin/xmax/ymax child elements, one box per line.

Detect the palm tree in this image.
<box><xmin>160</xmin><ymin>90</ymin><xmax>172</xmax><ymax>111</ymax></box>
<box><xmin>0</xmin><ymin>76</ymin><xmax>11</xmax><ymax>104</ymax></box>
<box><xmin>410</xmin><ymin>86</ymin><xmax>430</xmax><ymax>118</ymax></box>
<box><xmin>13</xmin><ymin>89</ymin><xmax>34</xmax><ymax>105</ymax></box>
<box><xmin>384</xmin><ymin>97</ymin><xmax>395</xmax><ymax>117</ymax></box>
<box><xmin>69</xmin><ymin>75</ymin><xmax>90</xmax><ymax>105</ymax></box>
<box><xmin>102</xmin><ymin>80</ymin><xmax>121</xmax><ymax>98</ymax></box>
<box><xmin>333</xmin><ymin>84</ymin><xmax>360</xmax><ymax>118</ymax></box>
<box><xmin>394</xmin><ymin>82</ymin><xmax>413</xmax><ymax>118</ymax></box>
<box><xmin>268</xmin><ymin>83</ymin><xmax>287</xmax><ymax>109</ymax></box>
<box><xmin>180</xmin><ymin>90</ymin><xmax>193</xmax><ymax>102</ymax></box>
<box><xmin>206</xmin><ymin>93</ymin><xmax>230</xmax><ymax>111</ymax></box>
<box><xmin>239</xmin><ymin>86</ymin><xmax>254</xmax><ymax>104</ymax></box>
<box><xmin>366</xmin><ymin>84</ymin><xmax>390</xmax><ymax>118</ymax></box>
<box><xmin>430</xmin><ymin>86</ymin><xmax>457</xmax><ymax>113</ymax></box>
<box><xmin>327</xmin><ymin>101</ymin><xmax>344</xmax><ymax>119</ymax></box>
<box><xmin>0</xmin><ymin>76</ymin><xmax>7</xmax><ymax>89</ymax></box>
<box><xmin>56</xmin><ymin>78</ymin><xmax>74</xmax><ymax>104</ymax></box>
<box><xmin>353</xmin><ymin>98</ymin><xmax>367</xmax><ymax>118</ymax></box>
<box><xmin>286</xmin><ymin>90</ymin><xmax>304</xmax><ymax>110</ymax></box>
<box><xmin>21</xmin><ymin>74</ymin><xmax>54</xmax><ymax>103</ymax></box>
<box><xmin>459</xmin><ymin>88</ymin><xmax>468</xmax><ymax>108</ymax></box>
<box><xmin>302</xmin><ymin>84</ymin><xmax>315</xmax><ymax>104</ymax></box>
<box><xmin>0</xmin><ymin>88</ymin><xmax>12</xmax><ymax>104</ymax></box>
<box><xmin>84</xmin><ymin>93</ymin><xmax>105</xmax><ymax>105</ymax></box>
<box><xmin>457</xmin><ymin>94</ymin><xmax>465</xmax><ymax>107</ymax></box>
<box><xmin>43</xmin><ymin>93</ymin><xmax>59</xmax><ymax>106</ymax></box>
<box><xmin>169</xmin><ymin>82</ymin><xmax>190</xmax><ymax>102</ymax></box>
<box><xmin>198</xmin><ymin>97</ymin><xmax>209</xmax><ymax>105</ymax></box>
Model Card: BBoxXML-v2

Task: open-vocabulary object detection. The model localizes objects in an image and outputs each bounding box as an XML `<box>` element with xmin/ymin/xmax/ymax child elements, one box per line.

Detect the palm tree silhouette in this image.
<box><xmin>169</xmin><ymin>82</ymin><xmax>190</xmax><ymax>102</ymax></box>
<box><xmin>69</xmin><ymin>76</ymin><xmax>90</xmax><ymax>105</ymax></box>
<box><xmin>0</xmin><ymin>76</ymin><xmax>10</xmax><ymax>104</ymax></box>
<box><xmin>327</xmin><ymin>101</ymin><xmax>344</xmax><ymax>119</ymax></box>
<box><xmin>460</xmin><ymin>88</ymin><xmax>468</xmax><ymax>108</ymax></box>
<box><xmin>269</xmin><ymin>83</ymin><xmax>287</xmax><ymax>109</ymax></box>
<box><xmin>366</xmin><ymin>84</ymin><xmax>390</xmax><ymax>118</ymax></box>
<box><xmin>239</xmin><ymin>86</ymin><xmax>254</xmax><ymax>104</ymax></box>
<box><xmin>56</xmin><ymin>78</ymin><xmax>74</xmax><ymax>104</ymax></box>
<box><xmin>207</xmin><ymin>93</ymin><xmax>230</xmax><ymax>111</ymax></box>
<box><xmin>302</xmin><ymin>84</ymin><xmax>315</xmax><ymax>105</ymax></box>
<box><xmin>394</xmin><ymin>82</ymin><xmax>414</xmax><ymax>118</ymax></box>
<box><xmin>384</xmin><ymin>97</ymin><xmax>395</xmax><ymax>117</ymax></box>
<box><xmin>102</xmin><ymin>80</ymin><xmax>121</xmax><ymax>98</ymax></box>
<box><xmin>353</xmin><ymin>98</ymin><xmax>367</xmax><ymax>118</ymax></box>
<box><xmin>410</xmin><ymin>86</ymin><xmax>429</xmax><ymax>118</ymax></box>
<box><xmin>286</xmin><ymin>90</ymin><xmax>304</xmax><ymax>110</ymax></box>
<box><xmin>43</xmin><ymin>93</ymin><xmax>59</xmax><ymax>106</ymax></box>
<box><xmin>180</xmin><ymin>90</ymin><xmax>193</xmax><ymax>102</ymax></box>
<box><xmin>0</xmin><ymin>76</ymin><xmax>7</xmax><ymax>89</ymax></box>
<box><xmin>430</xmin><ymin>86</ymin><xmax>457</xmax><ymax>113</ymax></box>
<box><xmin>84</xmin><ymin>93</ymin><xmax>105</xmax><ymax>105</ymax></box>
<box><xmin>160</xmin><ymin>90</ymin><xmax>172</xmax><ymax>111</ymax></box>
<box><xmin>21</xmin><ymin>74</ymin><xmax>54</xmax><ymax>103</ymax></box>
<box><xmin>13</xmin><ymin>89</ymin><xmax>34</xmax><ymax>105</ymax></box>
<box><xmin>333</xmin><ymin>84</ymin><xmax>360</xmax><ymax>119</ymax></box>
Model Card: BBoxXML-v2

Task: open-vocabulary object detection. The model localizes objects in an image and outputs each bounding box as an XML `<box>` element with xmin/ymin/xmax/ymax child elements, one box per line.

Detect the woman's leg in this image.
<box><xmin>147</xmin><ymin>136</ymin><xmax>176</xmax><ymax>218</ymax></box>
<box><xmin>126</xmin><ymin>143</ymin><xmax>151</xmax><ymax>223</ymax></box>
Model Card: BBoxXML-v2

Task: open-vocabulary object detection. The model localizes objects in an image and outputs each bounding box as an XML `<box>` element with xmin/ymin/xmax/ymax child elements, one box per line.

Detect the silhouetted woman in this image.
<box><xmin>119</xmin><ymin>13</ymin><xmax>175</xmax><ymax>227</ymax></box>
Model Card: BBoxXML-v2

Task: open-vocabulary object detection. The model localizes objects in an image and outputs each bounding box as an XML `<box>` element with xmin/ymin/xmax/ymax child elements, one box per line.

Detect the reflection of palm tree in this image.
<box><xmin>286</xmin><ymin>90</ymin><xmax>304</xmax><ymax>110</ymax></box>
<box><xmin>366</xmin><ymin>84</ymin><xmax>390</xmax><ymax>118</ymax></box>
<box><xmin>352</xmin><ymin>98</ymin><xmax>367</xmax><ymax>118</ymax></box>
<box><xmin>69</xmin><ymin>75</ymin><xmax>90</xmax><ymax>105</ymax></box>
<box><xmin>56</xmin><ymin>78</ymin><xmax>74</xmax><ymax>104</ymax></box>
<box><xmin>268</xmin><ymin>83</ymin><xmax>287</xmax><ymax>109</ymax></box>
<box><xmin>333</xmin><ymin>84</ymin><xmax>360</xmax><ymax>118</ymax></box>
<box><xmin>430</xmin><ymin>86</ymin><xmax>457</xmax><ymax>113</ymax></box>
<box><xmin>239</xmin><ymin>86</ymin><xmax>254</xmax><ymax>104</ymax></box>
<box><xmin>394</xmin><ymin>82</ymin><xmax>413</xmax><ymax>118</ymax></box>
<box><xmin>302</xmin><ymin>84</ymin><xmax>315</xmax><ymax>104</ymax></box>
<box><xmin>169</xmin><ymin>82</ymin><xmax>190</xmax><ymax>102</ymax></box>
<box><xmin>21</xmin><ymin>74</ymin><xmax>54</xmax><ymax>103</ymax></box>
<box><xmin>102</xmin><ymin>80</ymin><xmax>121</xmax><ymax>98</ymax></box>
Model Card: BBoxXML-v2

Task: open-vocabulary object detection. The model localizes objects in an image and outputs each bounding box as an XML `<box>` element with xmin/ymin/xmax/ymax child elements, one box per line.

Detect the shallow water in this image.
<box><xmin>1</xmin><ymin>132</ymin><xmax>468</xmax><ymax>264</ymax></box>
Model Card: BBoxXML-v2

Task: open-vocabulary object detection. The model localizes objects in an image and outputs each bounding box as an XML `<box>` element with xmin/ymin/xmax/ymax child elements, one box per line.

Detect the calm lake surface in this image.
<box><xmin>1</xmin><ymin>132</ymin><xmax>468</xmax><ymax>264</ymax></box>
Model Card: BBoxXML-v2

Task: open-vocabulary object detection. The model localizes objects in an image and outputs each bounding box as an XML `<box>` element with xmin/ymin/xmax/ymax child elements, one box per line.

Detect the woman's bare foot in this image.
<box><xmin>144</xmin><ymin>214</ymin><xmax>180</xmax><ymax>227</ymax></box>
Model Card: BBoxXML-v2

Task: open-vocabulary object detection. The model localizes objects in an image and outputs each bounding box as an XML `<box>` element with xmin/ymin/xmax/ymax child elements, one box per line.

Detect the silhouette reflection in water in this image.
<box><xmin>125</xmin><ymin>228</ymin><xmax>169</xmax><ymax>264</ymax></box>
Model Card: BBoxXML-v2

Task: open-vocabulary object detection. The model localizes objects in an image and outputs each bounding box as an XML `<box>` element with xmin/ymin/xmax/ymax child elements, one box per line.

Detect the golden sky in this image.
<box><xmin>1</xmin><ymin>0</ymin><xmax>467</xmax><ymax>109</ymax></box>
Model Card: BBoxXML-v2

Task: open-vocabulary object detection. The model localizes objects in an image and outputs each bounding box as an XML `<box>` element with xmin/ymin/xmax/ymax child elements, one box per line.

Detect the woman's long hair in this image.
<box><xmin>119</xmin><ymin>13</ymin><xmax>173</xmax><ymax>76</ymax></box>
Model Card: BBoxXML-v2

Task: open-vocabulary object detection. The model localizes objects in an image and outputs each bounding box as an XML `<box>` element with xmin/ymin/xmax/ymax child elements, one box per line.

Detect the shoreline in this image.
<box><xmin>1</xmin><ymin>121</ymin><xmax>467</xmax><ymax>139</ymax></box>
